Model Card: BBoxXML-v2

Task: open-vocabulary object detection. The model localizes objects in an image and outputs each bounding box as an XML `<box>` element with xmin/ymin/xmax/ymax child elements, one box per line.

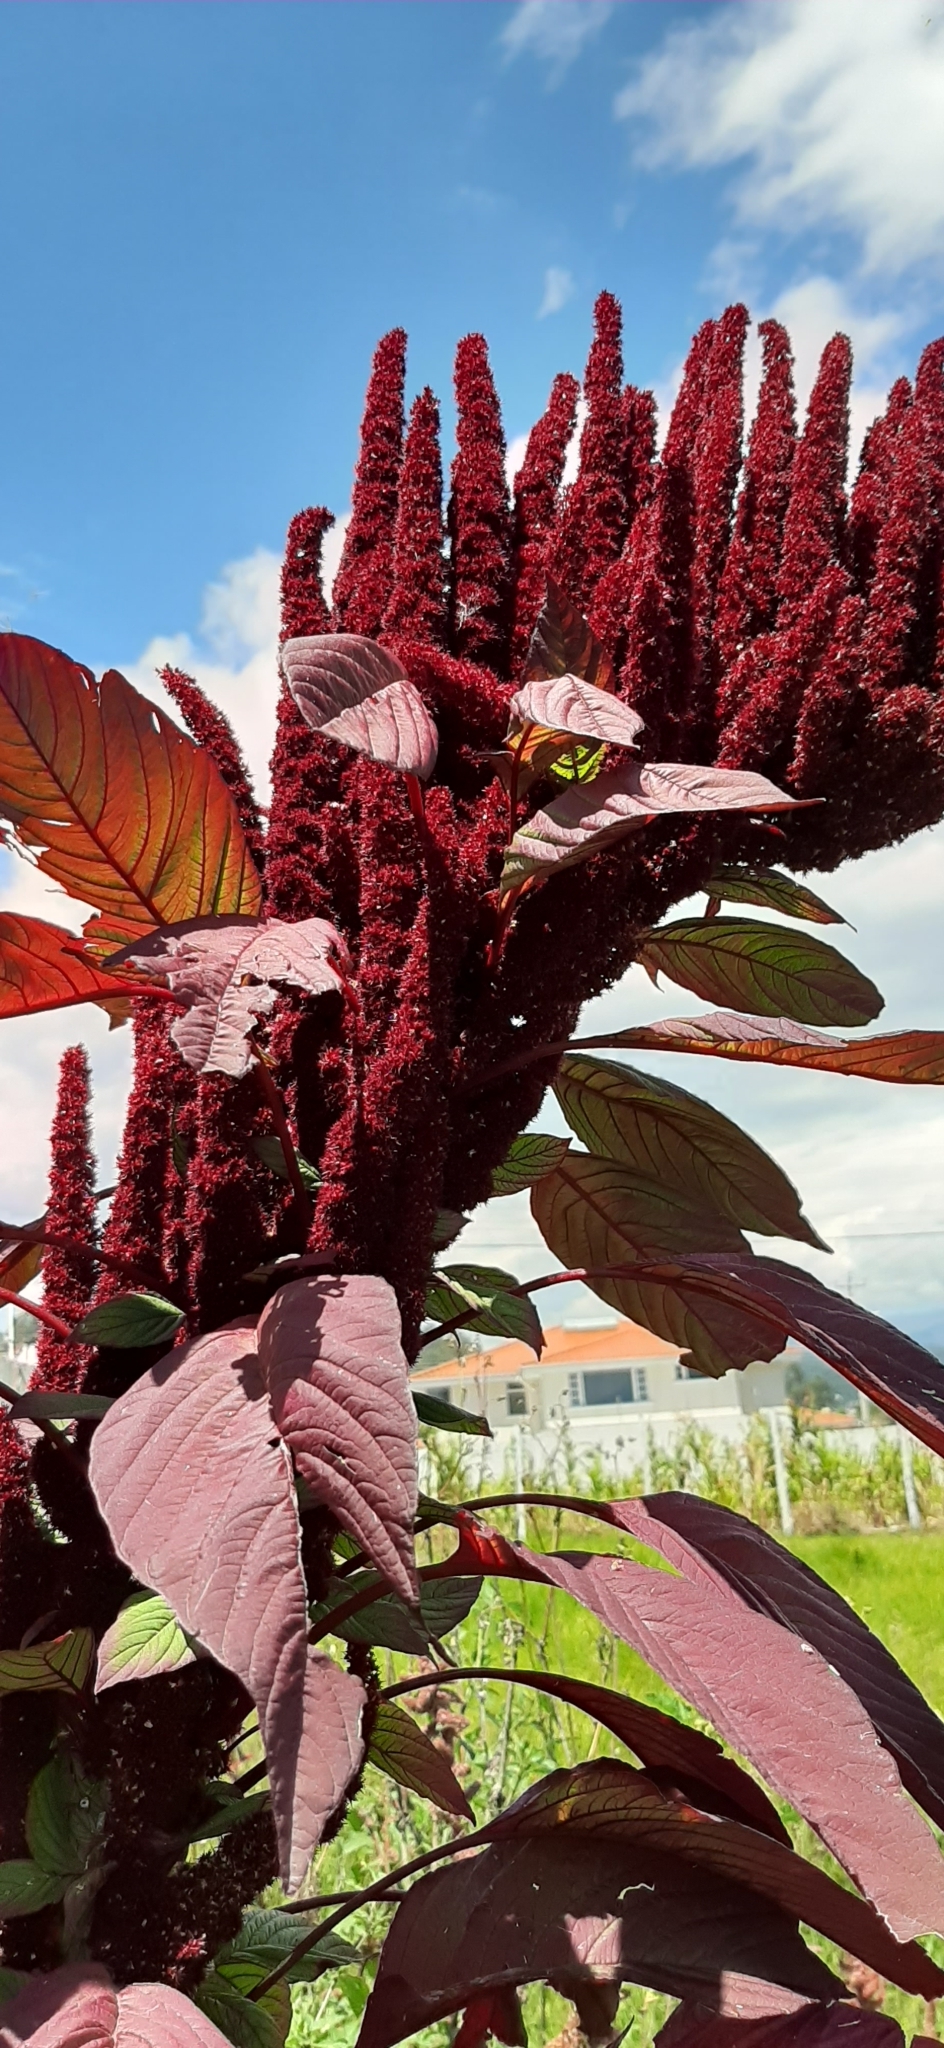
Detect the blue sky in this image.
<box><xmin>3</xmin><ymin>0</ymin><xmax>944</xmax><ymax>1335</ymax></box>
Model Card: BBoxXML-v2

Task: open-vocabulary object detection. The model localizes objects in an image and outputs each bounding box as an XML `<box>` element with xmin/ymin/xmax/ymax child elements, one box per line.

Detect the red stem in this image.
<box><xmin>0</xmin><ymin>1222</ymin><xmax>166</xmax><ymax>1292</ymax></box>
<box><xmin>405</xmin><ymin>773</ymin><xmax>426</xmax><ymax>828</ymax></box>
<box><xmin>0</xmin><ymin>1286</ymin><xmax>71</xmax><ymax>1339</ymax></box>
<box><xmin>420</xmin><ymin>1261</ymin><xmax>790</xmax><ymax>1352</ymax></box>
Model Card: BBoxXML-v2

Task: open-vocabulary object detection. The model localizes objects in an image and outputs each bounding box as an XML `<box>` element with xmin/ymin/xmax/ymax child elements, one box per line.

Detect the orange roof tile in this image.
<box><xmin>412</xmin><ymin>1318</ymin><xmax>680</xmax><ymax>1385</ymax></box>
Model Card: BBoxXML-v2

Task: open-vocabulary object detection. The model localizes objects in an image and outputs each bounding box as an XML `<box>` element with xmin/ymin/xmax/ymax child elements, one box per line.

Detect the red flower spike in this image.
<box><xmin>715</xmin><ymin>320</ymin><xmax>797</xmax><ymax>679</ymax></box>
<box><xmin>94</xmin><ymin>1000</ymin><xmax>181</xmax><ymax>1312</ymax></box>
<box><xmin>332</xmin><ymin>328</ymin><xmax>407</xmax><ymax>638</ymax></box>
<box><xmin>618</xmin><ymin>455</ymin><xmax>696</xmax><ymax>754</ymax></box>
<box><xmin>663</xmin><ymin>316</ymin><xmax>717</xmax><ymax>469</ymax></box>
<box><xmin>183</xmin><ymin>1071</ymin><xmax>272</xmax><ymax>1332</ymax></box>
<box><xmin>777</xmin><ymin>332</ymin><xmax>852</xmax><ymax>625</ymax></box>
<box><xmin>384</xmin><ymin>387</ymin><xmax>448</xmax><ymax>645</ymax></box>
<box><xmin>689</xmin><ymin>303</ymin><xmax>750</xmax><ymax>748</ymax></box>
<box><xmin>448</xmin><ymin>333</ymin><xmax>513</xmax><ymax>670</ymax></box>
<box><xmin>281</xmin><ymin>505</ymin><xmax>334</xmax><ymax>640</ymax></box>
<box><xmin>587</xmin><ymin>384</ymin><xmax>657</xmax><ymax>666</ymax></box>
<box><xmin>508</xmin><ymin>370</ymin><xmax>580</xmax><ymax>676</ymax></box>
<box><xmin>160</xmin><ymin>667</ymin><xmax>264</xmax><ymax>871</ymax></box>
<box><xmin>549</xmin><ymin>291</ymin><xmax>628</xmax><ymax>615</ymax></box>
<box><xmin>848</xmin><ymin>379</ymin><xmax>912</xmax><ymax>596</ymax></box>
<box><xmin>859</xmin><ymin>404</ymin><xmax>936</xmax><ymax>699</ymax></box>
<box><xmin>719</xmin><ymin>565</ymin><xmax>850</xmax><ymax>776</ymax></box>
<box><xmin>31</xmin><ymin>1044</ymin><xmax>96</xmax><ymax>1392</ymax></box>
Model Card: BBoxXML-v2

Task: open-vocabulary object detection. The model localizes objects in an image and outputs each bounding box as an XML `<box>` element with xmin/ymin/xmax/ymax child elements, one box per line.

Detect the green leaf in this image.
<box><xmin>0</xmin><ymin>1627</ymin><xmax>94</xmax><ymax>1696</ymax></box>
<box><xmin>638</xmin><ymin>917</ymin><xmax>883</xmax><ymax>1029</ymax></box>
<box><xmin>531</xmin><ymin>1151</ymin><xmax>783</xmax><ymax>1380</ymax></box>
<box><xmin>555</xmin><ymin>1055</ymin><xmax>826</xmax><ymax>1250</ymax></box>
<box><xmin>195</xmin><ymin>1967</ymin><xmax>291</xmax><ymax>2048</ymax></box>
<box><xmin>490</xmin><ymin>1133</ymin><xmax>571</xmax><ymax>1198</ymax></box>
<box><xmin>25</xmin><ymin>1752</ymin><xmax>106</xmax><ymax>1878</ymax></box>
<box><xmin>222</xmin><ymin>1909</ymin><xmax>358</xmax><ymax>1986</ymax></box>
<box><xmin>71</xmin><ymin>1291</ymin><xmax>185</xmax><ymax>1348</ymax></box>
<box><xmin>251</xmin><ymin>1134</ymin><xmax>321</xmax><ymax>1194</ymax></box>
<box><xmin>546</xmin><ymin>740</ymin><xmax>607</xmax><ymax>786</ymax></box>
<box><xmin>0</xmin><ymin>1970</ymin><xmax>27</xmax><ymax>2005</ymax></box>
<box><xmin>310</xmin><ymin>1572</ymin><xmax>483</xmax><ymax>1654</ymax></box>
<box><xmin>368</xmin><ymin>1699</ymin><xmax>474</xmax><ymax>1820</ymax></box>
<box><xmin>431</xmin><ymin>1208</ymin><xmax>467</xmax><ymax>1250</ymax></box>
<box><xmin>706</xmin><ymin>866</ymin><xmax>846</xmax><ymax>926</ymax></box>
<box><xmin>412</xmin><ymin>1391</ymin><xmax>491</xmax><ymax>1437</ymax></box>
<box><xmin>96</xmin><ymin>1591</ymin><xmax>197</xmax><ymax>1690</ymax></box>
<box><xmin>185</xmin><ymin>1789</ymin><xmax>269</xmax><ymax>1846</ymax></box>
<box><xmin>10</xmin><ymin>1391</ymin><xmax>111</xmax><ymax>1422</ymax></box>
<box><xmin>425</xmin><ymin>1265</ymin><xmax>542</xmax><ymax>1352</ymax></box>
<box><xmin>0</xmin><ymin>1860</ymin><xmax>67</xmax><ymax>1918</ymax></box>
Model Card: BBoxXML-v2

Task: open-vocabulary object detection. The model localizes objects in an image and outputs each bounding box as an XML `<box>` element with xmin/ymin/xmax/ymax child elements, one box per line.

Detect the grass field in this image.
<box><xmin>282</xmin><ymin>1526</ymin><xmax>944</xmax><ymax>2047</ymax></box>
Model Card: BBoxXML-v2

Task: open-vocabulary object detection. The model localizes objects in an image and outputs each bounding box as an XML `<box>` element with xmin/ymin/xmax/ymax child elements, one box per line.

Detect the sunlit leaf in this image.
<box><xmin>706</xmin><ymin>867</ymin><xmax>846</xmax><ymax>926</ymax></box>
<box><xmin>638</xmin><ymin>919</ymin><xmax>882</xmax><ymax>1028</ymax></box>
<box><xmin>368</xmin><ymin>1700</ymin><xmax>474</xmax><ymax>1820</ymax></box>
<box><xmin>656</xmin><ymin>2005</ymin><xmax>913</xmax><ymax>2048</ymax></box>
<box><xmin>555</xmin><ymin>1055</ymin><xmax>826</xmax><ymax>1247</ymax></box>
<box><xmin>594</xmin><ymin>1009</ymin><xmax>944</xmax><ymax>1084</ymax></box>
<box><xmin>511</xmin><ymin>674</ymin><xmax>644</xmax><ymax>750</ymax></box>
<box><xmin>490</xmin><ymin>1133</ymin><xmax>571</xmax><ymax>1198</ymax></box>
<box><xmin>0</xmin><ymin>1965</ymin><xmax>235</xmax><ymax>2044</ymax></box>
<box><xmin>502</xmin><ymin>764</ymin><xmax>808</xmax><ymax>888</ymax></box>
<box><xmin>282</xmin><ymin>634</ymin><xmax>438</xmax><ymax>779</ymax></box>
<box><xmin>0</xmin><ymin>1861</ymin><xmax>68</xmax><ymax>1919</ymax></box>
<box><xmin>525</xmin><ymin>578</ymin><xmax>616</xmax><ymax>694</ymax></box>
<box><xmin>0</xmin><ymin>634</ymin><xmax>261</xmax><ymax>948</ymax></box>
<box><xmin>0</xmin><ymin>912</ymin><xmax>143</xmax><ymax>1024</ymax></box>
<box><xmin>96</xmin><ymin>1591</ymin><xmax>197</xmax><ymax>1691</ymax></box>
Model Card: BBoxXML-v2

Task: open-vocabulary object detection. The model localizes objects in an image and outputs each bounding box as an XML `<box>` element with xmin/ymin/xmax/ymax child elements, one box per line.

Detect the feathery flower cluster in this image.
<box><xmin>6</xmin><ymin>291</ymin><xmax>944</xmax><ymax>1987</ymax></box>
<box><xmin>31</xmin><ymin>1046</ymin><xmax>96</xmax><ymax>1391</ymax></box>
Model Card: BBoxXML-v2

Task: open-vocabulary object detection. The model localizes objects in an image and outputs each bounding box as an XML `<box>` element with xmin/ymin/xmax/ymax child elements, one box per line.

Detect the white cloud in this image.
<box><xmin>615</xmin><ymin>0</ymin><xmax>944</xmax><ymax>279</ymax></box>
<box><xmin>501</xmin><ymin>0</ymin><xmax>612</xmax><ymax>85</ymax></box>
<box><xmin>537</xmin><ymin>266</ymin><xmax>576</xmax><ymax>320</ymax></box>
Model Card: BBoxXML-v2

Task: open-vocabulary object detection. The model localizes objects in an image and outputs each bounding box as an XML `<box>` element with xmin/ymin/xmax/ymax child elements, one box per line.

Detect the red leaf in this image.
<box><xmin>281</xmin><ymin>634</ymin><xmax>438</xmax><ymax>779</ymax></box>
<box><xmin>454</xmin><ymin>1990</ymin><xmax>527</xmax><ymax>2048</ymax></box>
<box><xmin>0</xmin><ymin>635</ymin><xmax>261</xmax><ymax>945</ymax></box>
<box><xmin>0</xmin><ymin>1965</ymin><xmax>233</xmax><ymax>2046</ymax></box>
<box><xmin>620</xmin><ymin>1492</ymin><xmax>944</xmax><ymax>1835</ymax></box>
<box><xmin>88</xmin><ymin>1320</ymin><xmax>365</xmax><ymax>1890</ymax></box>
<box><xmin>259</xmin><ymin>1276</ymin><xmax>419</xmax><ymax>1605</ymax></box>
<box><xmin>503</xmin><ymin>763</ymin><xmax>807</xmax><ymax>886</ymax></box>
<box><xmin>510</xmin><ymin>674</ymin><xmax>644</xmax><ymax>749</ymax></box>
<box><xmin>115</xmin><ymin>915</ymin><xmax>352</xmax><ymax>1078</ymax></box>
<box><xmin>368</xmin><ymin>1699</ymin><xmax>474</xmax><ymax>1820</ymax></box>
<box><xmin>596</xmin><ymin>1010</ymin><xmax>944</xmax><ymax>1084</ymax></box>
<box><xmin>636</xmin><ymin>921</ymin><xmax>882</xmax><ymax>1030</ymax></box>
<box><xmin>357</xmin><ymin>1836</ymin><xmax>838</xmax><ymax>2048</ymax></box>
<box><xmin>486</xmin><ymin>1760</ymin><xmax>943</xmax><ymax>1998</ymax></box>
<box><xmin>656</xmin><ymin>2006</ymin><xmax>910</xmax><ymax>2048</ymax></box>
<box><xmin>428</xmin><ymin>1517</ymin><xmax>944</xmax><ymax>1942</ymax></box>
<box><xmin>525</xmin><ymin>578</ymin><xmax>615</xmax><ymax>693</ymax></box>
<box><xmin>0</xmin><ymin>914</ymin><xmax>144</xmax><ymax>1024</ymax></box>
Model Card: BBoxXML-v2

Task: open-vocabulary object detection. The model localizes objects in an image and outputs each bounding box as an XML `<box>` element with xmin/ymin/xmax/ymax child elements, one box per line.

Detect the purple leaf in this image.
<box><xmin>88</xmin><ymin>1320</ymin><xmax>365</xmax><ymax>1890</ymax></box>
<box><xmin>0</xmin><ymin>1967</ymin><xmax>234</xmax><ymax>2046</ymax></box>
<box><xmin>525</xmin><ymin>578</ymin><xmax>616</xmax><ymax>694</ymax></box>
<box><xmin>429</xmin><ymin>1518</ymin><xmax>944</xmax><ymax>1942</ymax></box>
<box><xmin>502</xmin><ymin>763</ymin><xmax>808</xmax><ymax>886</ymax></box>
<box><xmin>115</xmin><ymin>915</ymin><xmax>352</xmax><ymax>1079</ymax></box>
<box><xmin>656</xmin><ymin>2006</ymin><xmax>913</xmax><ymax>2048</ymax></box>
<box><xmin>510</xmin><ymin>675</ymin><xmax>644</xmax><ymax>749</ymax></box>
<box><xmin>259</xmin><ymin>1275</ymin><xmax>419</xmax><ymax>1605</ymax></box>
<box><xmin>685</xmin><ymin>1253</ymin><xmax>944</xmax><ymax>1458</ymax></box>
<box><xmin>281</xmin><ymin>634</ymin><xmax>438</xmax><ymax>779</ymax></box>
<box><xmin>485</xmin><ymin>1760</ymin><xmax>943</xmax><ymax>1998</ymax></box>
<box><xmin>357</xmin><ymin>1836</ymin><xmax>838</xmax><ymax>2048</ymax></box>
<box><xmin>620</xmin><ymin>1492</ymin><xmax>944</xmax><ymax>1836</ymax></box>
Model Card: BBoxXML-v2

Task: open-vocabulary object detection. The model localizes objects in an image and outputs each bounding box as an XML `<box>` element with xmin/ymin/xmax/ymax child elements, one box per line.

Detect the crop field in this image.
<box><xmin>285</xmin><ymin>1519</ymin><xmax>944</xmax><ymax>2048</ymax></box>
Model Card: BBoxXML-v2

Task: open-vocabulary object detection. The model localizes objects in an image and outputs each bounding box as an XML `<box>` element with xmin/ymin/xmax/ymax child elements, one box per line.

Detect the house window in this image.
<box><xmin>507</xmin><ymin>1381</ymin><xmax>527</xmax><ymax>1417</ymax></box>
<box><xmin>435</xmin><ymin>1386</ymin><xmax>454</xmax><ymax>1405</ymax></box>
<box><xmin>582</xmin><ymin>1369</ymin><xmax>636</xmax><ymax>1406</ymax></box>
<box><xmin>675</xmin><ymin>1361</ymin><xmax>696</xmax><ymax>1381</ymax></box>
<box><xmin>635</xmin><ymin>1368</ymin><xmax>648</xmax><ymax>1403</ymax></box>
<box><xmin>568</xmin><ymin>1373</ymin><xmax>582</xmax><ymax>1407</ymax></box>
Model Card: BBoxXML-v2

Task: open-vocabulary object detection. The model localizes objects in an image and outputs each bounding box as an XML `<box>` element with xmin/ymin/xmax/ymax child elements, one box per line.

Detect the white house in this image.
<box><xmin>412</xmin><ymin>1309</ymin><xmax>790</xmax><ymax>1479</ymax></box>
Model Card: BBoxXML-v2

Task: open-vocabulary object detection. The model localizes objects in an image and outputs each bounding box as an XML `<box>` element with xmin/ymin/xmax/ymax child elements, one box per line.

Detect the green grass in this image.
<box><xmin>284</xmin><ymin>1520</ymin><xmax>944</xmax><ymax>2048</ymax></box>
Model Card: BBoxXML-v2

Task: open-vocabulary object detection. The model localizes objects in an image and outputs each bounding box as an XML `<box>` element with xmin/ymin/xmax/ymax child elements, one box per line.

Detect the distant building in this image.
<box><xmin>412</xmin><ymin>1310</ymin><xmax>790</xmax><ymax>1477</ymax></box>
